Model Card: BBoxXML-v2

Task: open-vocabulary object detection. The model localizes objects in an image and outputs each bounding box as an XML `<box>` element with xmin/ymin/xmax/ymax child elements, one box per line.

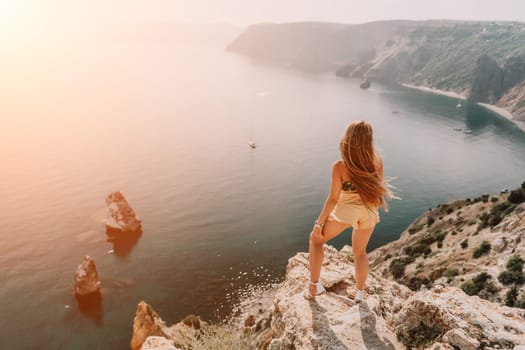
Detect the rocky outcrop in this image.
<box><xmin>131</xmin><ymin>302</ymin><xmax>170</xmax><ymax>350</ymax></box>
<box><xmin>73</xmin><ymin>255</ymin><xmax>101</xmax><ymax>296</ymax></box>
<box><xmin>140</xmin><ymin>337</ymin><xmax>179</xmax><ymax>350</ymax></box>
<box><xmin>469</xmin><ymin>55</ymin><xmax>505</xmax><ymax>104</ymax></box>
<box><xmin>131</xmin><ymin>302</ymin><xmax>203</xmax><ymax>350</ymax></box>
<box><xmin>105</xmin><ymin>191</ymin><xmax>142</xmax><ymax>234</ymax></box>
<box><xmin>135</xmin><ymin>244</ymin><xmax>525</xmax><ymax>349</ymax></box>
<box><xmin>396</xmin><ymin>284</ymin><xmax>525</xmax><ymax>349</ymax></box>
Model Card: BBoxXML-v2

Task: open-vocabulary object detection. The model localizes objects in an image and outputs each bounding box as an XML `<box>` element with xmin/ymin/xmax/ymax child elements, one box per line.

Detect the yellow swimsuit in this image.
<box><xmin>327</xmin><ymin>181</ymin><xmax>380</xmax><ymax>230</ymax></box>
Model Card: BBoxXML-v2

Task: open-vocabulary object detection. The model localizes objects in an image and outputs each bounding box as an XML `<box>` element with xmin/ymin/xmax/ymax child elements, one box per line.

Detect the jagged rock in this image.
<box><xmin>396</xmin><ymin>286</ymin><xmax>525</xmax><ymax>349</ymax></box>
<box><xmin>492</xmin><ymin>237</ymin><xmax>506</xmax><ymax>252</ymax></box>
<box><xmin>442</xmin><ymin>329</ymin><xmax>479</xmax><ymax>350</ymax></box>
<box><xmin>131</xmin><ymin>302</ymin><xmax>169</xmax><ymax>350</ymax></box>
<box><xmin>73</xmin><ymin>256</ymin><xmax>101</xmax><ymax>296</ymax></box>
<box><xmin>140</xmin><ymin>336</ymin><xmax>178</xmax><ymax>350</ymax></box>
<box><xmin>105</xmin><ymin>191</ymin><xmax>142</xmax><ymax>234</ymax></box>
<box><xmin>131</xmin><ymin>301</ymin><xmax>204</xmax><ymax>350</ymax></box>
<box><xmin>133</xmin><ymin>244</ymin><xmax>525</xmax><ymax>350</ymax></box>
<box><xmin>182</xmin><ymin>314</ymin><xmax>200</xmax><ymax>329</ymax></box>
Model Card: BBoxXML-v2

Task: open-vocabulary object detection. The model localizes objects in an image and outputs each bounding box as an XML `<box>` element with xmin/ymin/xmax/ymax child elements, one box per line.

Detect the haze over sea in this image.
<box><xmin>1</xmin><ymin>25</ymin><xmax>525</xmax><ymax>349</ymax></box>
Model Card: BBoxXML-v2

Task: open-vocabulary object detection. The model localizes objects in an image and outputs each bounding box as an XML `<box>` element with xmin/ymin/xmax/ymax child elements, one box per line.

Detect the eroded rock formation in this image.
<box><xmin>105</xmin><ymin>191</ymin><xmax>142</xmax><ymax>234</ymax></box>
<box><xmin>73</xmin><ymin>255</ymin><xmax>101</xmax><ymax>296</ymax></box>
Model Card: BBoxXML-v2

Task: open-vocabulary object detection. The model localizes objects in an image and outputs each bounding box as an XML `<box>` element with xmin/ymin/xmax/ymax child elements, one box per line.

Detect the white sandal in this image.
<box><xmin>347</xmin><ymin>288</ymin><xmax>365</xmax><ymax>303</ymax></box>
<box><xmin>304</xmin><ymin>281</ymin><xmax>326</xmax><ymax>300</ymax></box>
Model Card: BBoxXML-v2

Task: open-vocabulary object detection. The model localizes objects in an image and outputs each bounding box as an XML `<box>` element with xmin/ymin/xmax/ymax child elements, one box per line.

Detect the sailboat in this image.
<box><xmin>248</xmin><ymin>115</ymin><xmax>256</xmax><ymax>149</ymax></box>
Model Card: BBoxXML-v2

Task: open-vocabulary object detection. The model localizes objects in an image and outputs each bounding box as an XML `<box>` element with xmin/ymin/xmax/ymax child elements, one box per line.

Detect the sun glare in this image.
<box><xmin>0</xmin><ymin>0</ymin><xmax>34</xmax><ymax>34</ymax></box>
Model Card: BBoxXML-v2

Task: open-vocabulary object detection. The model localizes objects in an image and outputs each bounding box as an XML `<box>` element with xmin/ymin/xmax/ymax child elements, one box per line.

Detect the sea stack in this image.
<box><xmin>105</xmin><ymin>191</ymin><xmax>142</xmax><ymax>234</ymax></box>
<box><xmin>73</xmin><ymin>255</ymin><xmax>101</xmax><ymax>296</ymax></box>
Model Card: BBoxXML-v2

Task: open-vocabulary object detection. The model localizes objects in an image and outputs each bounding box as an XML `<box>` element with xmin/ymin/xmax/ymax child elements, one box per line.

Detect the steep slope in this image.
<box><xmin>370</xmin><ymin>185</ymin><xmax>525</xmax><ymax>308</ymax></box>
<box><xmin>228</xmin><ymin>20</ymin><xmax>525</xmax><ymax>121</ymax></box>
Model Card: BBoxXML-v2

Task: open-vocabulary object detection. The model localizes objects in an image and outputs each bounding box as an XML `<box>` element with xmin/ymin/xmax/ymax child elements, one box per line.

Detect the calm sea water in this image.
<box><xmin>1</xmin><ymin>29</ymin><xmax>525</xmax><ymax>349</ymax></box>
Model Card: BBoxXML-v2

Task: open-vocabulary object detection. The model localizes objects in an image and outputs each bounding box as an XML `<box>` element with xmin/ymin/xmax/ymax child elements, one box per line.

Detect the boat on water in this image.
<box><xmin>456</xmin><ymin>103</ymin><xmax>462</xmax><ymax>108</ymax></box>
<box><xmin>248</xmin><ymin>141</ymin><xmax>256</xmax><ymax>149</ymax></box>
<box><xmin>463</xmin><ymin>129</ymin><xmax>473</xmax><ymax>134</ymax></box>
<box><xmin>453</xmin><ymin>128</ymin><xmax>462</xmax><ymax>132</ymax></box>
<box><xmin>360</xmin><ymin>79</ymin><xmax>371</xmax><ymax>89</ymax></box>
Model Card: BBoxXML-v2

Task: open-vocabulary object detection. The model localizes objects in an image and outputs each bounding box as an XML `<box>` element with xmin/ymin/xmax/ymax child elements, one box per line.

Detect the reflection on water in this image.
<box><xmin>75</xmin><ymin>292</ymin><xmax>104</xmax><ymax>327</ymax></box>
<box><xmin>107</xmin><ymin>229</ymin><xmax>143</xmax><ymax>258</ymax></box>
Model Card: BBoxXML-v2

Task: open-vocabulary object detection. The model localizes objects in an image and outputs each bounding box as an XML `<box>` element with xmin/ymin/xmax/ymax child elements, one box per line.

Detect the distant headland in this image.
<box><xmin>227</xmin><ymin>20</ymin><xmax>525</xmax><ymax>131</ymax></box>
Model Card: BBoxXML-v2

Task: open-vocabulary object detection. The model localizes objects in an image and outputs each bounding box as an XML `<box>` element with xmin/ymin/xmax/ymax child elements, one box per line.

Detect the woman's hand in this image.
<box><xmin>310</xmin><ymin>223</ymin><xmax>324</xmax><ymax>244</ymax></box>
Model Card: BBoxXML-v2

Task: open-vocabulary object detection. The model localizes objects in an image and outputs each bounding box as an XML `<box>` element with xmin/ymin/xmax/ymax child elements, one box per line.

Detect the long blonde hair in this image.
<box><xmin>340</xmin><ymin>120</ymin><xmax>395</xmax><ymax>211</ymax></box>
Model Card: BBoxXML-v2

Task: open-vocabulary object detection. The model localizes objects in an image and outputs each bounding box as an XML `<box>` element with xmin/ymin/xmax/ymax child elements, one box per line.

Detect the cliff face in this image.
<box><xmin>228</xmin><ymin>20</ymin><xmax>525</xmax><ymax>121</ymax></box>
<box><xmin>133</xmin><ymin>244</ymin><xmax>525</xmax><ymax>349</ymax></box>
<box><xmin>131</xmin><ymin>184</ymin><xmax>525</xmax><ymax>349</ymax></box>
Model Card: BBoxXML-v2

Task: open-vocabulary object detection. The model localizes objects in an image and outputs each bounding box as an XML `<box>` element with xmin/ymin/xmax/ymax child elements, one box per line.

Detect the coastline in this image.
<box><xmin>402</xmin><ymin>83</ymin><xmax>525</xmax><ymax>133</ymax></box>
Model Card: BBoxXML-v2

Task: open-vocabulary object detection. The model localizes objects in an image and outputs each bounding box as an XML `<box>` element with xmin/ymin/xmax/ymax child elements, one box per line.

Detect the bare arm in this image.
<box><xmin>316</xmin><ymin>161</ymin><xmax>343</xmax><ymax>224</ymax></box>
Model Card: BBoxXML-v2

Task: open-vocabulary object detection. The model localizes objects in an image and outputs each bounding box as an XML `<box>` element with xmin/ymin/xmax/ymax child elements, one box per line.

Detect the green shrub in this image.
<box><xmin>390</xmin><ymin>257</ymin><xmax>414</xmax><ymax>279</ymax></box>
<box><xmin>472</xmin><ymin>241</ymin><xmax>491</xmax><ymax>258</ymax></box>
<box><xmin>396</xmin><ymin>322</ymin><xmax>443</xmax><ymax>348</ymax></box>
<box><xmin>405</xmin><ymin>276</ymin><xmax>431</xmax><ymax>291</ymax></box>
<box><xmin>507</xmin><ymin>254</ymin><xmax>524</xmax><ymax>273</ymax></box>
<box><xmin>498</xmin><ymin>270</ymin><xmax>525</xmax><ymax>285</ymax></box>
<box><xmin>461</xmin><ymin>272</ymin><xmax>494</xmax><ymax>296</ymax></box>
<box><xmin>490</xmin><ymin>197</ymin><xmax>499</xmax><ymax>202</ymax></box>
<box><xmin>461</xmin><ymin>239</ymin><xmax>468</xmax><ymax>249</ymax></box>
<box><xmin>446</xmin><ymin>207</ymin><xmax>454</xmax><ymax>214</ymax></box>
<box><xmin>409</xmin><ymin>224</ymin><xmax>425</xmax><ymax>235</ymax></box>
<box><xmin>518</xmin><ymin>292</ymin><xmax>525</xmax><ymax>309</ymax></box>
<box><xmin>444</xmin><ymin>268</ymin><xmax>459</xmax><ymax>278</ymax></box>
<box><xmin>451</xmin><ymin>230</ymin><xmax>458</xmax><ymax>236</ymax></box>
<box><xmin>508</xmin><ymin>189</ymin><xmax>525</xmax><ymax>204</ymax></box>
<box><xmin>472</xmin><ymin>271</ymin><xmax>491</xmax><ymax>285</ymax></box>
<box><xmin>505</xmin><ymin>285</ymin><xmax>519</xmax><ymax>307</ymax></box>
<box><xmin>460</xmin><ymin>280</ymin><xmax>479</xmax><ymax>295</ymax></box>
<box><xmin>427</xmin><ymin>217</ymin><xmax>435</xmax><ymax>227</ymax></box>
<box><xmin>468</xmin><ymin>220</ymin><xmax>477</xmax><ymax>226</ymax></box>
<box><xmin>404</xmin><ymin>244</ymin><xmax>432</xmax><ymax>258</ymax></box>
<box><xmin>437</xmin><ymin>242</ymin><xmax>443</xmax><ymax>248</ymax></box>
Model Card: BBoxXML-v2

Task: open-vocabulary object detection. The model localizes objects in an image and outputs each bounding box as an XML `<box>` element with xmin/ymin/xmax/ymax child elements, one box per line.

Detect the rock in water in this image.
<box><xmin>73</xmin><ymin>256</ymin><xmax>101</xmax><ymax>296</ymax></box>
<box><xmin>105</xmin><ymin>191</ymin><xmax>142</xmax><ymax>234</ymax></box>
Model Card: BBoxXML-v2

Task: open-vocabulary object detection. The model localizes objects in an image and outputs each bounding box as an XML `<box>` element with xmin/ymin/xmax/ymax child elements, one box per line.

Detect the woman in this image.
<box><xmin>305</xmin><ymin>120</ymin><xmax>394</xmax><ymax>302</ymax></box>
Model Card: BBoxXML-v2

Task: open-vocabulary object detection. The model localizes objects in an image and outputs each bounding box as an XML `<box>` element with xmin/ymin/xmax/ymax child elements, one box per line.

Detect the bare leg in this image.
<box><xmin>351</xmin><ymin>226</ymin><xmax>375</xmax><ymax>291</ymax></box>
<box><xmin>308</xmin><ymin>220</ymin><xmax>351</xmax><ymax>296</ymax></box>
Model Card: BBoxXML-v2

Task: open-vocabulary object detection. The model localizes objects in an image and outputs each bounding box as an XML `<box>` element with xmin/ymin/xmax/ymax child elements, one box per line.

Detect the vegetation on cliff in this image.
<box><xmin>228</xmin><ymin>20</ymin><xmax>525</xmax><ymax>120</ymax></box>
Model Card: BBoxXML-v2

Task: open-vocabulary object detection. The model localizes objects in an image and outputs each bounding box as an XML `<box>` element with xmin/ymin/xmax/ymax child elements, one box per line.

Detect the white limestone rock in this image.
<box><xmin>140</xmin><ymin>337</ymin><xmax>178</xmax><ymax>350</ymax></box>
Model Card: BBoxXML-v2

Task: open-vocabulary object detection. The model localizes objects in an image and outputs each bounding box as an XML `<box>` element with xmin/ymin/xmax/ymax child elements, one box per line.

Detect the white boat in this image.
<box><xmin>456</xmin><ymin>103</ymin><xmax>462</xmax><ymax>108</ymax></box>
<box><xmin>248</xmin><ymin>115</ymin><xmax>257</xmax><ymax>149</ymax></box>
<box><xmin>463</xmin><ymin>129</ymin><xmax>473</xmax><ymax>134</ymax></box>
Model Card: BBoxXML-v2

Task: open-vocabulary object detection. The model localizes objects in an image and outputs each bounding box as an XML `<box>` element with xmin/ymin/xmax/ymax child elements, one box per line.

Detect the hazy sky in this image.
<box><xmin>133</xmin><ymin>0</ymin><xmax>524</xmax><ymax>24</ymax></box>
<box><xmin>2</xmin><ymin>0</ymin><xmax>525</xmax><ymax>34</ymax></box>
